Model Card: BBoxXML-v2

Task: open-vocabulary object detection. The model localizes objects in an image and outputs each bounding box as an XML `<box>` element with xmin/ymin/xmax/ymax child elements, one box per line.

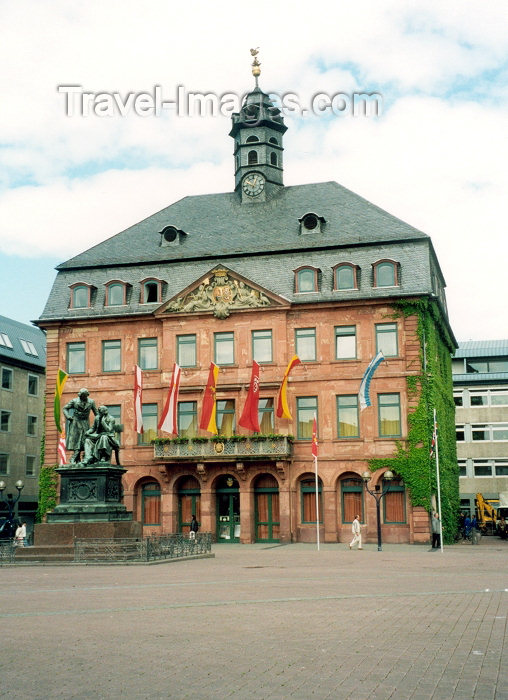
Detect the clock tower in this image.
<box><xmin>229</xmin><ymin>50</ymin><xmax>287</xmax><ymax>203</ymax></box>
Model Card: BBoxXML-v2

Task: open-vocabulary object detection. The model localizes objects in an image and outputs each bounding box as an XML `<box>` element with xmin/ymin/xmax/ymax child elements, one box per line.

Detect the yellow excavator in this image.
<box><xmin>475</xmin><ymin>493</ymin><xmax>498</xmax><ymax>534</ymax></box>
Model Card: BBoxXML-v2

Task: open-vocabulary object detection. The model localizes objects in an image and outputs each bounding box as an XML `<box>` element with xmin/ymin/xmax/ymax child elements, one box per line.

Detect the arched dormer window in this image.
<box><xmin>270</xmin><ymin>152</ymin><xmax>277</xmax><ymax>166</ymax></box>
<box><xmin>105</xmin><ymin>281</ymin><xmax>127</xmax><ymax>306</ymax></box>
<box><xmin>69</xmin><ymin>283</ymin><xmax>93</xmax><ymax>309</ymax></box>
<box><xmin>294</xmin><ymin>266</ymin><xmax>320</xmax><ymax>293</ymax></box>
<box><xmin>373</xmin><ymin>260</ymin><xmax>399</xmax><ymax>288</ymax></box>
<box><xmin>333</xmin><ymin>263</ymin><xmax>359</xmax><ymax>291</ymax></box>
<box><xmin>246</xmin><ymin>135</ymin><xmax>259</xmax><ymax>143</ymax></box>
<box><xmin>140</xmin><ymin>279</ymin><xmax>162</xmax><ymax>304</ymax></box>
<box><xmin>248</xmin><ymin>150</ymin><xmax>258</xmax><ymax>165</ymax></box>
<box><xmin>269</xmin><ymin>137</ymin><xmax>278</xmax><ymax>145</ymax></box>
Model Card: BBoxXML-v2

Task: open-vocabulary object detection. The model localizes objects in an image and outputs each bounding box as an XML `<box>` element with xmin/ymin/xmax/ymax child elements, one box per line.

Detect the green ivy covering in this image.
<box><xmin>36</xmin><ymin>465</ymin><xmax>58</xmax><ymax>523</ymax></box>
<box><xmin>368</xmin><ymin>299</ymin><xmax>459</xmax><ymax>543</ymax></box>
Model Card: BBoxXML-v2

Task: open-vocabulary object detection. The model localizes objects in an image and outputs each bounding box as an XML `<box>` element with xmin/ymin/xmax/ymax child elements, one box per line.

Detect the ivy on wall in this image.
<box><xmin>36</xmin><ymin>465</ymin><xmax>58</xmax><ymax>523</ymax></box>
<box><xmin>368</xmin><ymin>298</ymin><xmax>459</xmax><ymax>543</ymax></box>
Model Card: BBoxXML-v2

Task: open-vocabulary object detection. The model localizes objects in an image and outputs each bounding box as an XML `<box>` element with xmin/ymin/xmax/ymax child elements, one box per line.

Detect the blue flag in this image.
<box><xmin>359</xmin><ymin>351</ymin><xmax>385</xmax><ymax>410</ymax></box>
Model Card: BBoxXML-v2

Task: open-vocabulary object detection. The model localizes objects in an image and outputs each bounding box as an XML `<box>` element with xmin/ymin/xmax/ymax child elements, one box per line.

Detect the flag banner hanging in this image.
<box><xmin>430</xmin><ymin>417</ymin><xmax>437</xmax><ymax>457</ymax></box>
<box><xmin>134</xmin><ymin>365</ymin><xmax>143</xmax><ymax>434</ymax></box>
<box><xmin>199</xmin><ymin>362</ymin><xmax>219</xmax><ymax>434</ymax></box>
<box><xmin>158</xmin><ymin>363</ymin><xmax>182</xmax><ymax>435</ymax></box>
<box><xmin>312</xmin><ymin>414</ymin><xmax>318</xmax><ymax>458</ymax></box>
<box><xmin>276</xmin><ymin>355</ymin><xmax>301</xmax><ymax>419</ymax></box>
<box><xmin>58</xmin><ymin>433</ymin><xmax>67</xmax><ymax>466</ymax></box>
<box><xmin>239</xmin><ymin>361</ymin><xmax>260</xmax><ymax>432</ymax></box>
<box><xmin>54</xmin><ymin>368</ymin><xmax>68</xmax><ymax>433</ymax></box>
<box><xmin>358</xmin><ymin>351</ymin><xmax>385</xmax><ymax>410</ymax></box>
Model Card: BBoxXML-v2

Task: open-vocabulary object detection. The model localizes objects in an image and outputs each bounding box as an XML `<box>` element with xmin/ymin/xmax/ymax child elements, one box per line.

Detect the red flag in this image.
<box><xmin>134</xmin><ymin>365</ymin><xmax>143</xmax><ymax>434</ymax></box>
<box><xmin>158</xmin><ymin>363</ymin><xmax>181</xmax><ymax>435</ymax></box>
<box><xmin>430</xmin><ymin>418</ymin><xmax>437</xmax><ymax>457</ymax></box>
<box><xmin>276</xmin><ymin>355</ymin><xmax>301</xmax><ymax>419</ymax></box>
<box><xmin>199</xmin><ymin>363</ymin><xmax>219</xmax><ymax>433</ymax></box>
<box><xmin>312</xmin><ymin>414</ymin><xmax>318</xmax><ymax>458</ymax></box>
<box><xmin>239</xmin><ymin>361</ymin><xmax>261</xmax><ymax>432</ymax></box>
<box><xmin>58</xmin><ymin>433</ymin><xmax>67</xmax><ymax>465</ymax></box>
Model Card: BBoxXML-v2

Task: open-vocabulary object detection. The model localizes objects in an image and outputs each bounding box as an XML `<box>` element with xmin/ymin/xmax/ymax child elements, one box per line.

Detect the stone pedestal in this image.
<box><xmin>47</xmin><ymin>462</ymin><xmax>132</xmax><ymax>523</ymax></box>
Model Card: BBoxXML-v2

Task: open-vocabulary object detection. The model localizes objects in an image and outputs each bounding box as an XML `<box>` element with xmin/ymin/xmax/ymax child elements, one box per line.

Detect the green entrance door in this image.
<box><xmin>254</xmin><ymin>474</ymin><xmax>280</xmax><ymax>542</ymax></box>
<box><xmin>216</xmin><ymin>475</ymin><xmax>240</xmax><ymax>542</ymax></box>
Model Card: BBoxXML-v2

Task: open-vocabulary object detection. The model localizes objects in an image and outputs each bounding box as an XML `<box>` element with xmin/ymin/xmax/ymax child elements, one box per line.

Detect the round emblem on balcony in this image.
<box><xmin>214</xmin><ymin>441</ymin><xmax>225</xmax><ymax>454</ymax></box>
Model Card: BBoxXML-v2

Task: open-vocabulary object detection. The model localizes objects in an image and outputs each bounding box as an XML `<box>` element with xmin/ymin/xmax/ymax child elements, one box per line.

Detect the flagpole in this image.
<box><xmin>434</xmin><ymin>408</ymin><xmax>444</xmax><ymax>553</ymax></box>
<box><xmin>312</xmin><ymin>413</ymin><xmax>320</xmax><ymax>551</ymax></box>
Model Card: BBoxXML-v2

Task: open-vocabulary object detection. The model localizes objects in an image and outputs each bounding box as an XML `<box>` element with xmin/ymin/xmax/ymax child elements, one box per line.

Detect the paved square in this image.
<box><xmin>1</xmin><ymin>540</ymin><xmax>507</xmax><ymax>699</ymax></box>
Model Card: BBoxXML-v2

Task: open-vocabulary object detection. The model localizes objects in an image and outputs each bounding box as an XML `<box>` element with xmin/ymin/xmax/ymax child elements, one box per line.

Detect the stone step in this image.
<box><xmin>14</xmin><ymin>545</ymin><xmax>74</xmax><ymax>562</ymax></box>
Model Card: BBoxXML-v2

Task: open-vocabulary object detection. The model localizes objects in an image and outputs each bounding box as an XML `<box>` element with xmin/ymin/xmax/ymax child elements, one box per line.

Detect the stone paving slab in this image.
<box><xmin>0</xmin><ymin>541</ymin><xmax>507</xmax><ymax>699</ymax></box>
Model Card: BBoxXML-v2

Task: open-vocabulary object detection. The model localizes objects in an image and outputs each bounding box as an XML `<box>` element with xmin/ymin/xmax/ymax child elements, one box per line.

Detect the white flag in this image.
<box><xmin>134</xmin><ymin>364</ymin><xmax>143</xmax><ymax>434</ymax></box>
<box><xmin>158</xmin><ymin>363</ymin><xmax>181</xmax><ymax>435</ymax></box>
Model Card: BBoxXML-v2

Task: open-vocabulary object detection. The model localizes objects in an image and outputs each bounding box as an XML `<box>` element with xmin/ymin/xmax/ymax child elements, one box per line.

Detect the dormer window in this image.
<box><xmin>248</xmin><ymin>150</ymin><xmax>258</xmax><ymax>165</ymax></box>
<box><xmin>246</xmin><ymin>135</ymin><xmax>259</xmax><ymax>143</ymax></box>
<box><xmin>333</xmin><ymin>263</ymin><xmax>359</xmax><ymax>291</ymax></box>
<box><xmin>298</xmin><ymin>212</ymin><xmax>326</xmax><ymax>235</ymax></box>
<box><xmin>69</xmin><ymin>283</ymin><xmax>93</xmax><ymax>309</ymax></box>
<box><xmin>140</xmin><ymin>279</ymin><xmax>163</xmax><ymax>304</ymax></box>
<box><xmin>295</xmin><ymin>266</ymin><xmax>320</xmax><ymax>293</ymax></box>
<box><xmin>159</xmin><ymin>225</ymin><xmax>186</xmax><ymax>247</ymax></box>
<box><xmin>105</xmin><ymin>281</ymin><xmax>127</xmax><ymax>306</ymax></box>
<box><xmin>373</xmin><ymin>260</ymin><xmax>399</xmax><ymax>288</ymax></box>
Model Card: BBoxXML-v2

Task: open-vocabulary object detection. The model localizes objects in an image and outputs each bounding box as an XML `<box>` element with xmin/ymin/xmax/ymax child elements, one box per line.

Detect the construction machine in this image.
<box><xmin>475</xmin><ymin>493</ymin><xmax>498</xmax><ymax>534</ymax></box>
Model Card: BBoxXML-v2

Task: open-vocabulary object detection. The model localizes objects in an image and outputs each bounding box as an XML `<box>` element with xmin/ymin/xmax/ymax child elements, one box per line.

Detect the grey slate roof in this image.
<box><xmin>455</xmin><ymin>340</ymin><xmax>508</xmax><ymax>358</ymax></box>
<box><xmin>0</xmin><ymin>315</ymin><xmax>46</xmax><ymax>370</ymax></box>
<box><xmin>57</xmin><ymin>181</ymin><xmax>431</xmax><ymax>270</ymax></box>
<box><xmin>39</xmin><ymin>180</ymin><xmax>450</xmax><ymax>325</ymax></box>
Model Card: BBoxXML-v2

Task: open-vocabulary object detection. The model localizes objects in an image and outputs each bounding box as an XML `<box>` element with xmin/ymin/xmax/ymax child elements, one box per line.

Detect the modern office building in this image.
<box><xmin>0</xmin><ymin>315</ymin><xmax>46</xmax><ymax>530</ymax></box>
<box><xmin>37</xmin><ymin>65</ymin><xmax>458</xmax><ymax>544</ymax></box>
<box><xmin>453</xmin><ymin>340</ymin><xmax>508</xmax><ymax>515</ymax></box>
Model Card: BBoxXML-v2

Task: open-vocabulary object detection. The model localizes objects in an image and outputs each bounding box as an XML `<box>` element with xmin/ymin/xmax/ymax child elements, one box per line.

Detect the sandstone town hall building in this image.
<box><xmin>38</xmin><ymin>60</ymin><xmax>458</xmax><ymax>544</ymax></box>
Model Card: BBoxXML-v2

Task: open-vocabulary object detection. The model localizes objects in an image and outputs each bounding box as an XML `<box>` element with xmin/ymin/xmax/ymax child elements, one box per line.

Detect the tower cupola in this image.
<box><xmin>229</xmin><ymin>50</ymin><xmax>287</xmax><ymax>202</ymax></box>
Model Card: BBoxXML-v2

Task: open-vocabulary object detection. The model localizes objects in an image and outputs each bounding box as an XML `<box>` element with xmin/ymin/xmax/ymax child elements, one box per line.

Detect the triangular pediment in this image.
<box><xmin>156</xmin><ymin>266</ymin><xmax>289</xmax><ymax>319</ymax></box>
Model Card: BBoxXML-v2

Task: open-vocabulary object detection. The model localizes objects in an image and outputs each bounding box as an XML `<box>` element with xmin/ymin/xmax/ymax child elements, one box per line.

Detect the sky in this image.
<box><xmin>1</xmin><ymin>1</ymin><xmax>507</xmax><ymax>342</ymax></box>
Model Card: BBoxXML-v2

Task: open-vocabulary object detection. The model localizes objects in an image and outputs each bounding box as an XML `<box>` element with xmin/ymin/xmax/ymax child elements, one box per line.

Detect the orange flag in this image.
<box><xmin>199</xmin><ymin>362</ymin><xmax>220</xmax><ymax>433</ymax></box>
<box><xmin>276</xmin><ymin>355</ymin><xmax>301</xmax><ymax>419</ymax></box>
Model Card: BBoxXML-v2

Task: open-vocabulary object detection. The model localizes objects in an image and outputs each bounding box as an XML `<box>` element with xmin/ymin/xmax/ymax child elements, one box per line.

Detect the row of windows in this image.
<box><xmin>126</xmin><ymin>393</ymin><xmax>402</xmax><ymax>445</ymax></box>
<box><xmin>0</xmin><ymin>453</ymin><xmax>38</xmax><ymax>477</ymax></box>
<box><xmin>66</xmin><ymin>323</ymin><xmax>399</xmax><ymax>374</ymax></box>
<box><xmin>139</xmin><ymin>475</ymin><xmax>407</xmax><ymax>528</ymax></box>
<box><xmin>453</xmin><ymin>356</ymin><xmax>508</xmax><ymax>375</ymax></box>
<box><xmin>454</xmin><ymin>388</ymin><xmax>508</xmax><ymax>407</ymax></box>
<box><xmin>295</xmin><ymin>260</ymin><xmax>399</xmax><ymax>293</ymax></box>
<box><xmin>0</xmin><ymin>367</ymin><xmax>39</xmax><ymax>395</ymax></box>
<box><xmin>458</xmin><ymin>459</ymin><xmax>508</xmax><ymax>478</ymax></box>
<box><xmin>0</xmin><ymin>411</ymin><xmax>38</xmax><ymax>436</ymax></box>
<box><xmin>68</xmin><ymin>260</ymin><xmax>401</xmax><ymax>310</ymax></box>
<box><xmin>456</xmin><ymin>423</ymin><xmax>508</xmax><ymax>442</ymax></box>
<box><xmin>0</xmin><ymin>332</ymin><xmax>40</xmax><ymax>357</ymax></box>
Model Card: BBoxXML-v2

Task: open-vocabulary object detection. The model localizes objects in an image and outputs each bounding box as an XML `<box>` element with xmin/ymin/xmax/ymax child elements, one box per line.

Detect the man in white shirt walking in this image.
<box><xmin>349</xmin><ymin>514</ymin><xmax>363</xmax><ymax>550</ymax></box>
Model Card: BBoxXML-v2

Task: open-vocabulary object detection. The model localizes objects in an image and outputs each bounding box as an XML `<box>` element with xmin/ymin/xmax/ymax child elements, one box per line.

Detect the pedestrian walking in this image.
<box><xmin>349</xmin><ymin>514</ymin><xmax>363</xmax><ymax>550</ymax></box>
<box><xmin>431</xmin><ymin>511</ymin><xmax>441</xmax><ymax>549</ymax></box>
<box><xmin>15</xmin><ymin>521</ymin><xmax>26</xmax><ymax>547</ymax></box>
<box><xmin>189</xmin><ymin>514</ymin><xmax>199</xmax><ymax>540</ymax></box>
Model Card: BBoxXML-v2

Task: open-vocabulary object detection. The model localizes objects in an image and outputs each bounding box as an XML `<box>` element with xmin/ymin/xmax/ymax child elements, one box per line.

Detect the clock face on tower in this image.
<box><xmin>242</xmin><ymin>173</ymin><xmax>265</xmax><ymax>197</ymax></box>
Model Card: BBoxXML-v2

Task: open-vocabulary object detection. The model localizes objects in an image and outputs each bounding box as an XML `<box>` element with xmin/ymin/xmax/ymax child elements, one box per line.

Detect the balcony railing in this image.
<box><xmin>153</xmin><ymin>435</ymin><xmax>292</xmax><ymax>461</ymax></box>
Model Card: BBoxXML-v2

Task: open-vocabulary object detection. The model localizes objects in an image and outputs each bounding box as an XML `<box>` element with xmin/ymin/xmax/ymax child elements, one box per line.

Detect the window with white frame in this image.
<box><xmin>469</xmin><ymin>389</ymin><xmax>508</xmax><ymax>407</ymax></box>
<box><xmin>456</xmin><ymin>424</ymin><xmax>465</xmax><ymax>441</ymax></box>
<box><xmin>458</xmin><ymin>460</ymin><xmax>467</xmax><ymax>477</ymax></box>
<box><xmin>471</xmin><ymin>423</ymin><xmax>508</xmax><ymax>441</ymax></box>
<box><xmin>473</xmin><ymin>460</ymin><xmax>492</xmax><ymax>477</ymax></box>
<box><xmin>28</xmin><ymin>374</ymin><xmax>38</xmax><ymax>396</ymax></box>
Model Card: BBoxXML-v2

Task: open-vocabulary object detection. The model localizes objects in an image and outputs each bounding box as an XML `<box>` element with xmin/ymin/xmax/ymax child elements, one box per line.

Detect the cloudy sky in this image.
<box><xmin>1</xmin><ymin>1</ymin><xmax>507</xmax><ymax>342</ymax></box>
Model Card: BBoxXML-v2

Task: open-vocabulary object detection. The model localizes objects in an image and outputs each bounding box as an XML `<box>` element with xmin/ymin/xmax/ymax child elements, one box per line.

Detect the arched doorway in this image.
<box><xmin>177</xmin><ymin>476</ymin><xmax>201</xmax><ymax>534</ymax></box>
<box><xmin>140</xmin><ymin>481</ymin><xmax>161</xmax><ymax>528</ymax></box>
<box><xmin>216</xmin><ymin>474</ymin><xmax>240</xmax><ymax>542</ymax></box>
<box><xmin>254</xmin><ymin>474</ymin><xmax>280</xmax><ymax>542</ymax></box>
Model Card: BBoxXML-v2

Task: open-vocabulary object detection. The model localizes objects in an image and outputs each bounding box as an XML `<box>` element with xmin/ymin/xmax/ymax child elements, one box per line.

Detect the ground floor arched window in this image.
<box><xmin>177</xmin><ymin>476</ymin><xmax>201</xmax><ymax>533</ymax></box>
<box><xmin>341</xmin><ymin>477</ymin><xmax>364</xmax><ymax>523</ymax></box>
<box><xmin>142</xmin><ymin>481</ymin><xmax>161</xmax><ymax>526</ymax></box>
<box><xmin>383</xmin><ymin>476</ymin><xmax>406</xmax><ymax>523</ymax></box>
<box><xmin>254</xmin><ymin>474</ymin><xmax>280</xmax><ymax>542</ymax></box>
<box><xmin>300</xmin><ymin>477</ymin><xmax>323</xmax><ymax>524</ymax></box>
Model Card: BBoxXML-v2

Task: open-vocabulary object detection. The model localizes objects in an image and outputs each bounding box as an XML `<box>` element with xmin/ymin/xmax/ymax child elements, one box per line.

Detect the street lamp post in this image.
<box><xmin>0</xmin><ymin>480</ymin><xmax>24</xmax><ymax>539</ymax></box>
<box><xmin>362</xmin><ymin>470</ymin><xmax>393</xmax><ymax>552</ymax></box>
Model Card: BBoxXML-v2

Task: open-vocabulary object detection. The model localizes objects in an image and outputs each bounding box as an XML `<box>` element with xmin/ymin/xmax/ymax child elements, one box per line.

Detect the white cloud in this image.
<box><xmin>1</xmin><ymin>0</ymin><xmax>507</xmax><ymax>340</ymax></box>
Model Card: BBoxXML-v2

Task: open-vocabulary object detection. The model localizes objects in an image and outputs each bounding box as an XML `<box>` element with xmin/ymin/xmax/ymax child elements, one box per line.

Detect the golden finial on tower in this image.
<box><xmin>250</xmin><ymin>47</ymin><xmax>261</xmax><ymax>87</ymax></box>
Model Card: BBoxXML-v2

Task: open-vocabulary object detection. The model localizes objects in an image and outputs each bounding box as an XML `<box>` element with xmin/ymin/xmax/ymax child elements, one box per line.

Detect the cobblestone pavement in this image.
<box><xmin>1</xmin><ymin>540</ymin><xmax>507</xmax><ymax>700</ymax></box>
